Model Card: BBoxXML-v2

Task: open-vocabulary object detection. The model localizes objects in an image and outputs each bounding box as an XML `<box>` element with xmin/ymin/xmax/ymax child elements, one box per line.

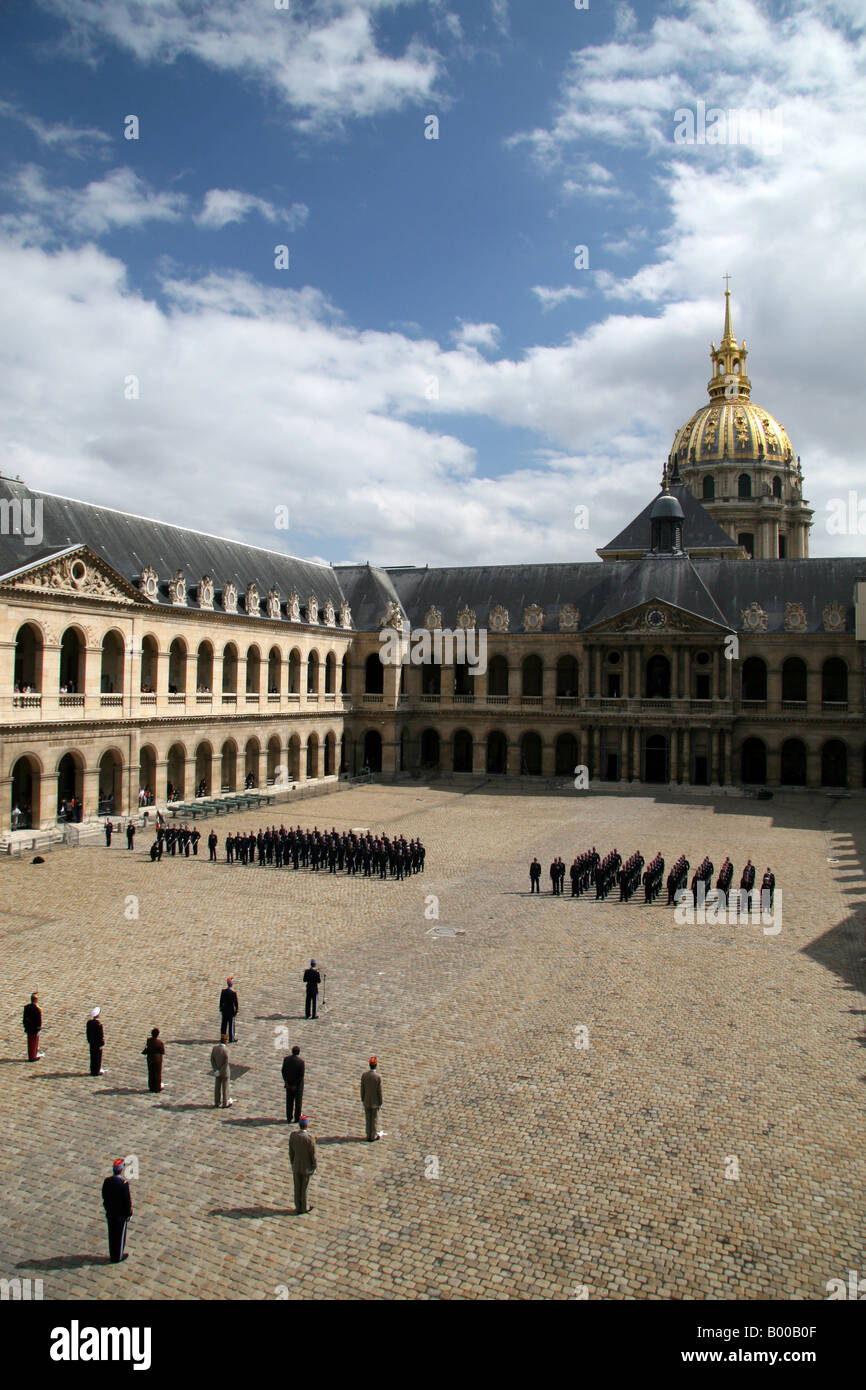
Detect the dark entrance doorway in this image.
<box><xmin>644</xmin><ymin>734</ymin><xmax>668</xmax><ymax>783</ymax></box>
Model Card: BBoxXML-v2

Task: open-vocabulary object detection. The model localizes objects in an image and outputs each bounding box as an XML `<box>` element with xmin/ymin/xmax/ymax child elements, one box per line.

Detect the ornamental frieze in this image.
<box><xmin>8</xmin><ymin>553</ymin><xmax>138</xmax><ymax>605</ymax></box>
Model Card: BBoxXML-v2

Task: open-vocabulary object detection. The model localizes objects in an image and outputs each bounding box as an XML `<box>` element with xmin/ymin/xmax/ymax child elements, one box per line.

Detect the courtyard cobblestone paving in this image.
<box><xmin>1</xmin><ymin>782</ymin><xmax>864</xmax><ymax>1300</ymax></box>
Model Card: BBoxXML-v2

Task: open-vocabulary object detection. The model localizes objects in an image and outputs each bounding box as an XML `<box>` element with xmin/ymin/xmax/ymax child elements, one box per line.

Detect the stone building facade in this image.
<box><xmin>1</xmin><ymin>296</ymin><xmax>863</xmax><ymax>831</ymax></box>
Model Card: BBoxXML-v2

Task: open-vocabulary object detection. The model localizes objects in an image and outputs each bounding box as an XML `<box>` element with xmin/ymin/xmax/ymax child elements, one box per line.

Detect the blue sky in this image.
<box><xmin>0</xmin><ymin>0</ymin><xmax>864</xmax><ymax>565</ymax></box>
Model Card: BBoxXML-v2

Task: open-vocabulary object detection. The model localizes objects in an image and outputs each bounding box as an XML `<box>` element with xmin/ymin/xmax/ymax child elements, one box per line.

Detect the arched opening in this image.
<box><xmin>288</xmin><ymin>648</ymin><xmax>301</xmax><ymax>695</ymax></box>
<box><xmin>781</xmin><ymin>657</ymin><xmax>807</xmax><ymax>703</ymax></box>
<box><xmin>140</xmin><ymin>635</ymin><xmax>158</xmax><ymax>692</ymax></box>
<box><xmin>364</xmin><ymin>652</ymin><xmax>383</xmax><ymax>695</ymax></box>
<box><xmin>487</xmin><ymin>654</ymin><xmax>508</xmax><ymax>697</ymax></box>
<box><xmin>57</xmin><ymin>751</ymin><xmax>84</xmax><ymax>819</ymax></box>
<box><xmin>138</xmin><ymin>745</ymin><xmax>156</xmax><ymax>804</ymax></box>
<box><xmin>196</xmin><ymin>641</ymin><xmax>214</xmax><ymax>693</ymax></box>
<box><xmin>645</xmin><ymin>654</ymin><xmax>671</xmax><ymax>699</ymax></box>
<box><xmin>522</xmin><ymin>655</ymin><xmax>543</xmax><ymax>698</ymax></box>
<box><xmin>339</xmin><ymin>732</ymin><xmax>348</xmax><ymax>774</ymax></box>
<box><xmin>168</xmin><ymin>638</ymin><xmax>187</xmax><ymax>694</ymax></box>
<box><xmin>244</xmin><ymin>737</ymin><xmax>260</xmax><ymax>787</ymax></box>
<box><xmin>59</xmin><ymin>627</ymin><xmax>85</xmax><ymax>693</ymax></box>
<box><xmin>166</xmin><ymin>743</ymin><xmax>186</xmax><ymax>800</ymax></box>
<box><xmin>772</xmin><ymin>475</ymin><xmax>782</xmax><ymax>499</ymax></box>
<box><xmin>487</xmin><ymin>730</ymin><xmax>507</xmax><ymax>774</ymax></box>
<box><xmin>555</xmin><ymin>731</ymin><xmax>579</xmax><ymax>775</ymax></box>
<box><xmin>98</xmin><ymin>748</ymin><xmax>123</xmax><ymax>815</ymax></box>
<box><xmin>267</xmin><ymin>646</ymin><xmax>281</xmax><ymax>694</ymax></box>
<box><xmin>421</xmin><ymin>728</ymin><xmax>440</xmax><ymax>767</ymax></box>
<box><xmin>10</xmin><ymin>754</ymin><xmax>40</xmax><ymax>829</ymax></box>
<box><xmin>454</xmin><ymin>661</ymin><xmax>472</xmax><ymax>696</ymax></box>
<box><xmin>194</xmin><ymin>741</ymin><xmax>213</xmax><ymax>796</ymax></box>
<box><xmin>222</xmin><ymin>643</ymin><xmax>238</xmax><ymax>695</ymax></box>
<box><xmin>421</xmin><ymin>662</ymin><xmax>441</xmax><ymax>696</ymax></box>
<box><xmin>780</xmin><ymin>738</ymin><xmax>807</xmax><ymax>786</ymax></box>
<box><xmin>324</xmin><ymin>652</ymin><xmax>337</xmax><ymax>694</ymax></box>
<box><xmin>341</xmin><ymin>653</ymin><xmax>349</xmax><ymax>694</ymax></box>
<box><xmin>99</xmin><ymin>630</ymin><xmax>124</xmax><ymax>695</ymax></box>
<box><xmin>520</xmin><ymin>731</ymin><xmax>542</xmax><ymax>776</ymax></box>
<box><xmin>267</xmin><ymin>734</ymin><xmax>282</xmax><ymax>783</ymax></box>
<box><xmin>822</xmin><ymin>657</ymin><xmax>848</xmax><ymax>705</ymax></box>
<box><xmin>14</xmin><ymin>623</ymin><xmax>43</xmax><ymax>692</ymax></box>
<box><xmin>738</xmin><ymin>532</ymin><xmax>755</xmax><ymax>557</ymax></box>
<box><xmin>556</xmin><ymin>656</ymin><xmax>579</xmax><ymax>698</ymax></box>
<box><xmin>288</xmin><ymin>734</ymin><xmax>302</xmax><ymax>782</ymax></box>
<box><xmin>741</xmin><ymin>657</ymin><xmax>767</xmax><ymax>702</ymax></box>
<box><xmin>453</xmin><ymin>728</ymin><xmax>473</xmax><ymax>772</ymax></box>
<box><xmin>307</xmin><ymin>651</ymin><xmax>320</xmax><ymax>695</ymax></box>
<box><xmin>740</xmin><ymin>737</ymin><xmax>767</xmax><ymax>784</ymax></box>
<box><xmin>324</xmin><ymin>731</ymin><xmax>336</xmax><ymax>776</ymax></box>
<box><xmin>246</xmin><ymin>645</ymin><xmax>261</xmax><ymax>695</ymax></box>
<box><xmin>643</xmin><ymin>733</ymin><xmax>668</xmax><ymax>784</ymax></box>
<box><xmin>220</xmin><ymin>740</ymin><xmax>238</xmax><ymax>793</ymax></box>
<box><xmin>362</xmin><ymin>729</ymin><xmax>382</xmax><ymax>773</ymax></box>
<box><xmin>305</xmin><ymin>733</ymin><xmax>318</xmax><ymax>779</ymax></box>
<box><xmin>702</xmin><ymin>475</ymin><xmax>715</xmax><ymax>500</ymax></box>
<box><xmin>821</xmin><ymin>739</ymin><xmax>847</xmax><ymax>788</ymax></box>
<box><xmin>738</xmin><ymin>473</ymin><xmax>752</xmax><ymax>498</ymax></box>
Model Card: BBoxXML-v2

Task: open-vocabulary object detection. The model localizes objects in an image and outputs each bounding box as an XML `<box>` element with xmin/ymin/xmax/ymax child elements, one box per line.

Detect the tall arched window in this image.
<box><xmin>738</xmin><ymin>473</ymin><xmax>752</xmax><ymax>498</ymax></box>
<box><xmin>702</xmin><ymin>475</ymin><xmax>715</xmax><ymax>500</ymax></box>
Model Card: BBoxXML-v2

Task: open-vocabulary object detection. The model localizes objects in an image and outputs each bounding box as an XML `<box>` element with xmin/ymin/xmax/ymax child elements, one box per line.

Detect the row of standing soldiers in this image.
<box><xmin>219</xmin><ymin>824</ymin><xmax>426</xmax><ymax>878</ymax></box>
<box><xmin>149</xmin><ymin>823</ymin><xmax>200</xmax><ymax>859</ymax></box>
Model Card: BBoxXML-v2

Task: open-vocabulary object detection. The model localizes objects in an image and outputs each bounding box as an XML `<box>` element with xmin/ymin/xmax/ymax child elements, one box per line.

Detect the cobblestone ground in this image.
<box><xmin>1</xmin><ymin>782</ymin><xmax>864</xmax><ymax>1301</ymax></box>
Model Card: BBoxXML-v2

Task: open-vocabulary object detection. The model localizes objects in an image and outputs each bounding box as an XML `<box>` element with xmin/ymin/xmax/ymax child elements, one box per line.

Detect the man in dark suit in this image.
<box><xmin>303</xmin><ymin>960</ymin><xmax>321</xmax><ymax>1019</ymax></box>
<box><xmin>282</xmin><ymin>1045</ymin><xmax>305</xmax><ymax>1123</ymax></box>
<box><xmin>529</xmin><ymin>857</ymin><xmax>541</xmax><ymax>893</ymax></box>
<box><xmin>219</xmin><ymin>977</ymin><xmax>239</xmax><ymax>1042</ymax></box>
<box><xmin>86</xmin><ymin>1006</ymin><xmax>105</xmax><ymax>1076</ymax></box>
<box><xmin>102</xmin><ymin>1158</ymin><xmax>132</xmax><ymax>1262</ymax></box>
<box><xmin>360</xmin><ymin>1056</ymin><xmax>383</xmax><ymax>1141</ymax></box>
<box><xmin>289</xmin><ymin>1116</ymin><xmax>317</xmax><ymax>1214</ymax></box>
<box><xmin>126</xmin><ymin>821</ymin><xmax>135</xmax><ymax>850</ymax></box>
<box><xmin>208</xmin><ymin>830</ymin><xmax>218</xmax><ymax>862</ymax></box>
<box><xmin>104</xmin><ymin>821</ymin><xmax>113</xmax><ymax>847</ymax></box>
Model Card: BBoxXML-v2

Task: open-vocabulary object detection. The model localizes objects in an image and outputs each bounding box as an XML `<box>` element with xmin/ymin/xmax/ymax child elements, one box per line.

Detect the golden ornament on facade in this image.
<box><xmin>456</xmin><ymin>605</ymin><xmax>476</xmax><ymax>630</ymax></box>
<box><xmin>822</xmin><ymin>600</ymin><xmax>846</xmax><ymax>633</ymax></box>
<box><xmin>423</xmin><ymin>605</ymin><xmax>442</xmax><ymax>630</ymax></box>
<box><xmin>558</xmin><ymin>603</ymin><xmax>580</xmax><ymax>631</ymax></box>
<box><xmin>223</xmin><ymin>581</ymin><xmax>238</xmax><ymax>614</ymax></box>
<box><xmin>783</xmin><ymin>602</ymin><xmax>807</xmax><ymax>633</ymax></box>
<box><xmin>522</xmin><ymin>603</ymin><xmax>544</xmax><ymax>632</ymax></box>
<box><xmin>740</xmin><ymin>602</ymin><xmax>768</xmax><ymax>632</ymax></box>
<box><xmin>489</xmin><ymin>604</ymin><xmax>509</xmax><ymax>632</ymax></box>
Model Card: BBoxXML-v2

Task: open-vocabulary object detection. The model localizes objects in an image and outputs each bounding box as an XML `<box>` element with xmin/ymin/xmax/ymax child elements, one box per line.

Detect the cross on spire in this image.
<box><xmin>723</xmin><ymin>272</ymin><xmax>731</xmax><ymax>292</ymax></box>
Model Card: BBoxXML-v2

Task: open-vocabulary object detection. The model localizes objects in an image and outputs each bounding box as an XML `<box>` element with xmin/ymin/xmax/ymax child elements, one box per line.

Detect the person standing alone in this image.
<box><xmin>219</xmin><ymin>977</ymin><xmax>239</xmax><ymax>1042</ymax></box>
<box><xmin>282</xmin><ymin>1045</ymin><xmax>304</xmax><ymax>1123</ymax></box>
<box><xmin>23</xmin><ymin>992</ymin><xmax>43</xmax><ymax>1061</ymax></box>
<box><xmin>101</xmin><ymin>1158</ymin><xmax>132</xmax><ymax>1262</ymax></box>
<box><xmin>360</xmin><ymin>1056</ymin><xmax>383</xmax><ymax>1141</ymax></box>
<box><xmin>289</xmin><ymin>1115</ymin><xmax>317</xmax><ymax>1214</ymax></box>
<box><xmin>303</xmin><ymin>960</ymin><xmax>321</xmax><ymax>1019</ymax></box>
<box><xmin>210</xmin><ymin>1033</ymin><xmax>233</xmax><ymax>1108</ymax></box>
<box><xmin>86</xmin><ymin>1006</ymin><xmax>105</xmax><ymax>1076</ymax></box>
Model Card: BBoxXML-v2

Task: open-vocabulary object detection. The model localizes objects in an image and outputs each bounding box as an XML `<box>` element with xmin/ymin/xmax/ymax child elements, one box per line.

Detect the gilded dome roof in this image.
<box><xmin>670</xmin><ymin>398</ymin><xmax>795</xmax><ymax>469</ymax></box>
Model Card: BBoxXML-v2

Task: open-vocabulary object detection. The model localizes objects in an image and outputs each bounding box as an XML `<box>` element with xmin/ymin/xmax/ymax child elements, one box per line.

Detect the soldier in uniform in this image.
<box><xmin>101</xmin><ymin>1158</ymin><xmax>132</xmax><ymax>1262</ymax></box>
<box><xmin>289</xmin><ymin>1115</ymin><xmax>317</xmax><ymax>1214</ymax></box>
<box><xmin>303</xmin><ymin>960</ymin><xmax>321</xmax><ymax>1019</ymax></box>
<box><xmin>23</xmin><ymin>992</ymin><xmax>43</xmax><ymax>1061</ymax></box>
<box><xmin>86</xmin><ymin>1006</ymin><xmax>105</xmax><ymax>1076</ymax></box>
<box><xmin>104</xmin><ymin>821</ymin><xmax>113</xmax><ymax>847</ymax></box>
<box><xmin>208</xmin><ymin>830</ymin><xmax>218</xmax><ymax>862</ymax></box>
<box><xmin>361</xmin><ymin>1056</ymin><xmax>383</xmax><ymax>1141</ymax></box>
<box><xmin>126</xmin><ymin>821</ymin><xmax>135</xmax><ymax>850</ymax></box>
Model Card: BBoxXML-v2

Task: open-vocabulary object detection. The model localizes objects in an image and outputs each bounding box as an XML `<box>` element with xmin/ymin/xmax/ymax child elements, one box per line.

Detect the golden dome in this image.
<box><xmin>670</xmin><ymin>397</ymin><xmax>795</xmax><ymax>468</ymax></box>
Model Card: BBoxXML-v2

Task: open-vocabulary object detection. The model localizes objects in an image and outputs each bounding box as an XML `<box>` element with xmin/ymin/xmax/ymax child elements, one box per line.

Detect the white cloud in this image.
<box><xmin>195</xmin><ymin>189</ymin><xmax>309</xmax><ymax>231</ymax></box>
<box><xmin>530</xmin><ymin>285</ymin><xmax>588</xmax><ymax>311</ymax></box>
<box><xmin>0</xmin><ymin>100</ymin><xmax>110</xmax><ymax>155</ymax></box>
<box><xmin>5</xmin><ymin>166</ymin><xmax>186</xmax><ymax>237</ymax></box>
<box><xmin>452</xmin><ymin>320</ymin><xmax>501</xmax><ymax>352</ymax></box>
<box><xmin>44</xmin><ymin>0</ymin><xmax>441</xmax><ymax>132</ymax></box>
<box><xmin>491</xmin><ymin>0</ymin><xmax>509</xmax><ymax>36</ymax></box>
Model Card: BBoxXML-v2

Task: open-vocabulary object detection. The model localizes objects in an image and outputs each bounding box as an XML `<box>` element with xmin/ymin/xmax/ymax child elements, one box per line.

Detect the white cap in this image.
<box><xmin>90</xmin><ymin>1006</ymin><xmax>101</xmax><ymax>1018</ymax></box>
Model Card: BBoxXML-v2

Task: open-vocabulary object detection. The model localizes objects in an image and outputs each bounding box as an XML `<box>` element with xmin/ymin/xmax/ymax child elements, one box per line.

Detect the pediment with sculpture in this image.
<box><xmin>1</xmin><ymin>546</ymin><xmax>144</xmax><ymax>606</ymax></box>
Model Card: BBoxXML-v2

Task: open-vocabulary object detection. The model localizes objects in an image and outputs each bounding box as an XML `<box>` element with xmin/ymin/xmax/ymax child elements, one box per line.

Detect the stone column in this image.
<box><xmin>682</xmin><ymin>728</ymin><xmax>691</xmax><ymax>784</ymax></box>
<box><xmin>593</xmin><ymin>648</ymin><xmax>602</xmax><ymax>699</ymax></box>
<box><xmin>765</xmin><ymin>743</ymin><xmax>781</xmax><ymax>787</ymax></box>
<box><xmin>587</xmin><ymin>726</ymin><xmax>596</xmax><ymax>780</ymax></box>
<box><xmin>767</xmin><ymin>663</ymin><xmax>782</xmax><ymax>711</ymax></box>
<box><xmin>84</xmin><ymin>643</ymin><xmax>102</xmax><ymax>704</ymax></box>
<box><xmin>722</xmin><ymin>732</ymin><xmax>732</xmax><ymax>785</ymax></box>
<box><xmin>506</xmin><ymin>739</ymin><xmax>521</xmax><ymax>775</ymax></box>
<box><xmin>711</xmin><ymin>730</ymin><xmax>720</xmax><ymax>784</ymax></box>
<box><xmin>184</xmin><ymin>650</ymin><xmax>197</xmax><ymax>697</ymax></box>
<box><xmin>82</xmin><ymin>766</ymin><xmax>100</xmax><ymax>819</ymax></box>
<box><xmin>542</xmin><ymin>660</ymin><xmax>556</xmax><ymax>709</ymax></box>
<box><xmin>806</xmin><ymin>744</ymin><xmax>821</xmax><ymax>789</ymax></box>
<box><xmin>684</xmin><ymin>648</ymin><xmax>692</xmax><ymax>702</ymax></box>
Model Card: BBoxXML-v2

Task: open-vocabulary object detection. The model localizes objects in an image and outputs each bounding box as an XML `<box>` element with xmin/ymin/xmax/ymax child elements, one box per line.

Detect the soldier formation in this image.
<box><xmin>532</xmin><ymin>850</ymin><xmax>774</xmax><ymax>908</ymax></box>
<box><xmin>219</xmin><ymin>823</ymin><xmax>425</xmax><ymax>878</ymax></box>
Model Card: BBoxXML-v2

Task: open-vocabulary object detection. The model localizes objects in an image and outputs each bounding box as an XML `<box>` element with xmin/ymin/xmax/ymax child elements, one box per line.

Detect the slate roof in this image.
<box><xmin>0</xmin><ymin>479</ymin><xmax>347</xmax><ymax>623</ymax></box>
<box><xmin>599</xmin><ymin>483</ymin><xmax>741</xmax><ymax>556</ymax></box>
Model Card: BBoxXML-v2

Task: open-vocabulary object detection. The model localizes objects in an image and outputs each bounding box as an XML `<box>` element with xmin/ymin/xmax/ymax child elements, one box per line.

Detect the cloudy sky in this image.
<box><xmin>0</xmin><ymin>0</ymin><xmax>863</xmax><ymax>566</ymax></box>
